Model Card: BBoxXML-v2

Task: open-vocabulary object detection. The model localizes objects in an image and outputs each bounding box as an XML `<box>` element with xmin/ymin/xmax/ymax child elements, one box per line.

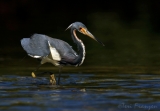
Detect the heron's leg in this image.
<box><xmin>50</xmin><ymin>74</ymin><xmax>56</xmax><ymax>85</ymax></box>
<box><xmin>40</xmin><ymin>72</ymin><xmax>56</xmax><ymax>85</ymax></box>
<box><xmin>31</xmin><ymin>64</ymin><xmax>41</xmax><ymax>78</ymax></box>
<box><xmin>31</xmin><ymin>64</ymin><xmax>56</xmax><ymax>85</ymax></box>
<box><xmin>57</xmin><ymin>66</ymin><xmax>62</xmax><ymax>85</ymax></box>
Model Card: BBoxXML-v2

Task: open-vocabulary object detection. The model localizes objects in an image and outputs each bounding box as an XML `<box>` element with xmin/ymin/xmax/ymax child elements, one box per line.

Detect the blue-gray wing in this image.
<box><xmin>21</xmin><ymin>34</ymin><xmax>78</xmax><ymax>63</ymax></box>
<box><xmin>21</xmin><ymin>34</ymin><xmax>49</xmax><ymax>57</ymax></box>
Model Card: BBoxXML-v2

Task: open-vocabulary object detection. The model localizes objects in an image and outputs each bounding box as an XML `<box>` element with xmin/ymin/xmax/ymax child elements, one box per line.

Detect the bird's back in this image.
<box><xmin>21</xmin><ymin>34</ymin><xmax>78</xmax><ymax>65</ymax></box>
<box><xmin>21</xmin><ymin>34</ymin><xmax>50</xmax><ymax>57</ymax></box>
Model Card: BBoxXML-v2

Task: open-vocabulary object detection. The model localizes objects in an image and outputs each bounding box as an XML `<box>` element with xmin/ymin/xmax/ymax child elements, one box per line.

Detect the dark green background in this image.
<box><xmin>1</xmin><ymin>0</ymin><xmax>160</xmax><ymax>67</ymax></box>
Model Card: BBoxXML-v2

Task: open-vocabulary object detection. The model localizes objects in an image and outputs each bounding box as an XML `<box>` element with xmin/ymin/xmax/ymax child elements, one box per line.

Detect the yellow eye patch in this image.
<box><xmin>79</xmin><ymin>28</ymin><xmax>86</xmax><ymax>34</ymax></box>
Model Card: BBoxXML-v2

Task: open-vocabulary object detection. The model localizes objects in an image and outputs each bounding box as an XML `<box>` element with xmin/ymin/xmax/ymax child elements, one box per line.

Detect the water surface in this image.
<box><xmin>0</xmin><ymin>67</ymin><xmax>160</xmax><ymax>111</ymax></box>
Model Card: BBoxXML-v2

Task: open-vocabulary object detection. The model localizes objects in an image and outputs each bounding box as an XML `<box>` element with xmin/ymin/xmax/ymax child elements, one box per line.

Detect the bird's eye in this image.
<box><xmin>79</xmin><ymin>27</ymin><xmax>82</xmax><ymax>30</ymax></box>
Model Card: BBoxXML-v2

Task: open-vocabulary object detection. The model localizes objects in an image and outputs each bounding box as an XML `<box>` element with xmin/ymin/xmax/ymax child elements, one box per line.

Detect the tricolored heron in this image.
<box><xmin>21</xmin><ymin>22</ymin><xmax>104</xmax><ymax>85</ymax></box>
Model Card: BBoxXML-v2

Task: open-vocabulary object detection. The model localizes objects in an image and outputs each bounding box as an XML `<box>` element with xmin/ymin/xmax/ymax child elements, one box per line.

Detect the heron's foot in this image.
<box><xmin>50</xmin><ymin>74</ymin><xmax>56</xmax><ymax>85</ymax></box>
<box><xmin>31</xmin><ymin>72</ymin><xmax>36</xmax><ymax>78</ymax></box>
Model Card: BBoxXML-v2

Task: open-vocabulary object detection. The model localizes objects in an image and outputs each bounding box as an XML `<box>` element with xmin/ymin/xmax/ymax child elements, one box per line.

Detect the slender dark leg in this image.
<box><xmin>35</xmin><ymin>64</ymin><xmax>42</xmax><ymax>72</ymax></box>
<box><xmin>57</xmin><ymin>66</ymin><xmax>62</xmax><ymax>85</ymax></box>
<box><xmin>31</xmin><ymin>64</ymin><xmax>41</xmax><ymax>78</ymax></box>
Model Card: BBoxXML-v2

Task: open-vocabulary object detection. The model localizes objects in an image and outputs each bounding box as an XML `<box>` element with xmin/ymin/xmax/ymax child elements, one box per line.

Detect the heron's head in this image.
<box><xmin>66</xmin><ymin>22</ymin><xmax>105</xmax><ymax>46</ymax></box>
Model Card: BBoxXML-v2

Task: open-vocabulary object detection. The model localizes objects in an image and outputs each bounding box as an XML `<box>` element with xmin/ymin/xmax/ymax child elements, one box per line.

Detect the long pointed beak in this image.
<box><xmin>85</xmin><ymin>30</ymin><xmax>105</xmax><ymax>46</ymax></box>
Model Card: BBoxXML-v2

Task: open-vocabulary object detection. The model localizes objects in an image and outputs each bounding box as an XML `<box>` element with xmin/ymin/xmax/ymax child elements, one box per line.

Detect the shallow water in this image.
<box><xmin>0</xmin><ymin>67</ymin><xmax>160</xmax><ymax>111</ymax></box>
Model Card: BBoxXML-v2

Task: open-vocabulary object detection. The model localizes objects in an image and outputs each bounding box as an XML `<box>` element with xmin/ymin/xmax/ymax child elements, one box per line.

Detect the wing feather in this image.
<box><xmin>21</xmin><ymin>34</ymin><xmax>49</xmax><ymax>57</ymax></box>
<box><xmin>21</xmin><ymin>34</ymin><xmax>78</xmax><ymax>64</ymax></box>
<box><xmin>48</xmin><ymin>41</ymin><xmax>61</xmax><ymax>61</ymax></box>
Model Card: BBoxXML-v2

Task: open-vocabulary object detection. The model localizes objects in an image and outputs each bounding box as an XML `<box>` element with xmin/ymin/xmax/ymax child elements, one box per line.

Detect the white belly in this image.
<box><xmin>41</xmin><ymin>56</ymin><xmax>60</xmax><ymax>66</ymax></box>
<box><xmin>40</xmin><ymin>41</ymin><xmax>61</xmax><ymax>66</ymax></box>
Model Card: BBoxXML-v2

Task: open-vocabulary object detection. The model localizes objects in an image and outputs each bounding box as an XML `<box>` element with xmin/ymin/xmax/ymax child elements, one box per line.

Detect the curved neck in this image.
<box><xmin>71</xmin><ymin>29</ymin><xmax>85</xmax><ymax>66</ymax></box>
